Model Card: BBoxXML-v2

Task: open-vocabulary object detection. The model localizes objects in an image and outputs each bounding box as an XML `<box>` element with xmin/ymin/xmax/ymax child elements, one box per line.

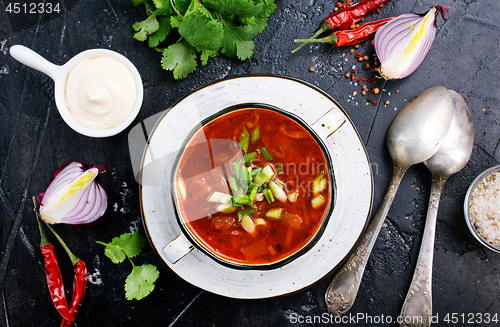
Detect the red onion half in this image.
<box><xmin>374</xmin><ymin>6</ymin><xmax>449</xmax><ymax>80</ymax></box>
<box><xmin>38</xmin><ymin>161</ymin><xmax>108</xmax><ymax>225</ymax></box>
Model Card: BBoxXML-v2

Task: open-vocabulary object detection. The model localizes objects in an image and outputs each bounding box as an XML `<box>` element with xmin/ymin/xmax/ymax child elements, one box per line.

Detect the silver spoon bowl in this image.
<box><xmin>399</xmin><ymin>90</ymin><xmax>474</xmax><ymax>327</ymax></box>
<box><xmin>325</xmin><ymin>86</ymin><xmax>453</xmax><ymax>316</ymax></box>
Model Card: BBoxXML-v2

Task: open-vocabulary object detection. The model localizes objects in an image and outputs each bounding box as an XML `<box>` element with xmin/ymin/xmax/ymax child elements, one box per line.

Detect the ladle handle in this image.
<box><xmin>325</xmin><ymin>166</ymin><xmax>407</xmax><ymax>316</ymax></box>
<box><xmin>10</xmin><ymin>45</ymin><xmax>60</xmax><ymax>80</ymax></box>
<box><xmin>399</xmin><ymin>177</ymin><xmax>446</xmax><ymax>327</ymax></box>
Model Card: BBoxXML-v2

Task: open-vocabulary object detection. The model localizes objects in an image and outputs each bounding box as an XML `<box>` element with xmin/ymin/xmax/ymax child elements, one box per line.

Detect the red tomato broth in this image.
<box><xmin>174</xmin><ymin>108</ymin><xmax>332</xmax><ymax>266</ymax></box>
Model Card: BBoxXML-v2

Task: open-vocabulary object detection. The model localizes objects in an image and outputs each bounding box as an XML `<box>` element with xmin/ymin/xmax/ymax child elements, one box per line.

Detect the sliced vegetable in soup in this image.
<box><xmin>175</xmin><ymin>108</ymin><xmax>331</xmax><ymax>266</ymax></box>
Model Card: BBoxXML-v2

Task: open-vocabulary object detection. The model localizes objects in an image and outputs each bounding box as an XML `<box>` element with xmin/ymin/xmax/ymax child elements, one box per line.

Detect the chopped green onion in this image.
<box><xmin>229</xmin><ymin>176</ymin><xmax>239</xmax><ymax>193</ymax></box>
<box><xmin>288</xmin><ymin>191</ymin><xmax>299</xmax><ymax>203</ymax></box>
<box><xmin>262</xmin><ymin>165</ymin><xmax>275</xmax><ymax>182</ymax></box>
<box><xmin>253</xmin><ymin>172</ymin><xmax>267</xmax><ymax>186</ymax></box>
<box><xmin>276</xmin><ymin>164</ymin><xmax>284</xmax><ymax>175</ymax></box>
<box><xmin>249</xmin><ymin>185</ymin><xmax>258</xmax><ymax>201</ymax></box>
<box><xmin>251</xmin><ymin>167</ymin><xmax>263</xmax><ymax>178</ymax></box>
<box><xmin>233</xmin><ymin>194</ymin><xmax>253</xmax><ymax>206</ymax></box>
<box><xmin>269</xmin><ymin>180</ymin><xmax>287</xmax><ymax>203</ymax></box>
<box><xmin>311</xmin><ymin>194</ymin><xmax>326</xmax><ymax>209</ymax></box>
<box><xmin>216</xmin><ymin>204</ymin><xmax>238</xmax><ymax>213</ymax></box>
<box><xmin>239</xmin><ymin>127</ymin><xmax>250</xmax><ymax>153</ymax></box>
<box><xmin>238</xmin><ymin>209</ymin><xmax>256</xmax><ymax>222</ymax></box>
<box><xmin>233</xmin><ymin>160</ymin><xmax>242</xmax><ymax>179</ymax></box>
<box><xmin>260</xmin><ymin>147</ymin><xmax>273</xmax><ymax>161</ymax></box>
<box><xmin>312</xmin><ymin>172</ymin><xmax>327</xmax><ymax>196</ymax></box>
<box><xmin>314</xmin><ymin>171</ymin><xmax>325</xmax><ymax>183</ymax></box>
<box><xmin>265</xmin><ymin>208</ymin><xmax>283</xmax><ymax>219</ymax></box>
<box><xmin>252</xmin><ymin>126</ymin><xmax>260</xmax><ymax>143</ymax></box>
<box><xmin>274</xmin><ymin>179</ymin><xmax>285</xmax><ymax>189</ymax></box>
<box><xmin>254</xmin><ymin>192</ymin><xmax>265</xmax><ymax>201</ymax></box>
<box><xmin>240</xmin><ymin>214</ymin><xmax>256</xmax><ymax>234</ymax></box>
<box><xmin>208</xmin><ymin>192</ymin><xmax>233</xmax><ymax>205</ymax></box>
<box><xmin>244</xmin><ymin>152</ymin><xmax>257</xmax><ymax>164</ymax></box>
<box><xmin>263</xmin><ymin>189</ymin><xmax>275</xmax><ymax>204</ymax></box>
<box><xmin>254</xmin><ymin>218</ymin><xmax>267</xmax><ymax>226</ymax></box>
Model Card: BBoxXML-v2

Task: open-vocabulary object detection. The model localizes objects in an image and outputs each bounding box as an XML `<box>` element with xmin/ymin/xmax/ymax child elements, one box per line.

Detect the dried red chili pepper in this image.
<box><xmin>35</xmin><ymin>199</ymin><xmax>72</xmax><ymax>321</ymax></box>
<box><xmin>45</xmin><ymin>223</ymin><xmax>87</xmax><ymax>327</ymax></box>
<box><xmin>294</xmin><ymin>17</ymin><xmax>393</xmax><ymax>48</ymax></box>
<box><xmin>60</xmin><ymin>260</ymin><xmax>87</xmax><ymax>327</ymax></box>
<box><xmin>293</xmin><ymin>0</ymin><xmax>389</xmax><ymax>53</ymax></box>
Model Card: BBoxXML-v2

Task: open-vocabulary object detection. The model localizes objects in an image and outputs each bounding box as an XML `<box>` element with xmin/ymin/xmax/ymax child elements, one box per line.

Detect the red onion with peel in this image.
<box><xmin>374</xmin><ymin>6</ymin><xmax>449</xmax><ymax>80</ymax></box>
<box><xmin>38</xmin><ymin>161</ymin><xmax>108</xmax><ymax>225</ymax></box>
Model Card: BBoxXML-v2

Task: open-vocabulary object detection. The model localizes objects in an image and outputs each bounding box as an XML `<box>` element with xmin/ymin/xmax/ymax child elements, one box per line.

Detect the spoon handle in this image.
<box><xmin>400</xmin><ymin>177</ymin><xmax>446</xmax><ymax>327</ymax></box>
<box><xmin>325</xmin><ymin>165</ymin><xmax>407</xmax><ymax>316</ymax></box>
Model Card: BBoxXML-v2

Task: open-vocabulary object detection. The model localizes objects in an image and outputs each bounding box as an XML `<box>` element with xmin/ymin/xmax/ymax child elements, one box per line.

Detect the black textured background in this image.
<box><xmin>1</xmin><ymin>0</ymin><xmax>500</xmax><ymax>326</ymax></box>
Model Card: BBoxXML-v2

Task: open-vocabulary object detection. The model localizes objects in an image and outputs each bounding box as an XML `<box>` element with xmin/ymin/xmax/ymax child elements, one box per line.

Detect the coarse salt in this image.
<box><xmin>469</xmin><ymin>171</ymin><xmax>500</xmax><ymax>247</ymax></box>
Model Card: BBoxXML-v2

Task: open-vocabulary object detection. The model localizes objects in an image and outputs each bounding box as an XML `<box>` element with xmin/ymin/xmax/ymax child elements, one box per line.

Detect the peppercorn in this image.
<box><xmin>349</xmin><ymin>48</ymin><xmax>355</xmax><ymax>54</ymax></box>
<box><xmin>385</xmin><ymin>100</ymin><xmax>390</xmax><ymax>105</ymax></box>
<box><xmin>372</xmin><ymin>88</ymin><xmax>379</xmax><ymax>94</ymax></box>
<box><xmin>363</xmin><ymin>55</ymin><xmax>369</xmax><ymax>61</ymax></box>
<box><xmin>354</xmin><ymin>44</ymin><xmax>360</xmax><ymax>49</ymax></box>
<box><xmin>345</xmin><ymin>73</ymin><xmax>351</xmax><ymax>78</ymax></box>
<box><xmin>309</xmin><ymin>66</ymin><xmax>315</xmax><ymax>72</ymax></box>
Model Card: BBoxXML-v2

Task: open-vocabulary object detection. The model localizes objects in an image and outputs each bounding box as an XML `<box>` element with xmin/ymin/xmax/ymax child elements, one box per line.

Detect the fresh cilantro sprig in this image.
<box><xmin>131</xmin><ymin>0</ymin><xmax>277</xmax><ymax>79</ymax></box>
<box><xmin>97</xmin><ymin>232</ymin><xmax>160</xmax><ymax>301</ymax></box>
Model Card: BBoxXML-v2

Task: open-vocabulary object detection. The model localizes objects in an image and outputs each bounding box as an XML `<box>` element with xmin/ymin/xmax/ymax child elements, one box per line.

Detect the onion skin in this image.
<box><xmin>374</xmin><ymin>6</ymin><xmax>449</xmax><ymax>80</ymax></box>
<box><xmin>38</xmin><ymin>161</ymin><xmax>109</xmax><ymax>226</ymax></box>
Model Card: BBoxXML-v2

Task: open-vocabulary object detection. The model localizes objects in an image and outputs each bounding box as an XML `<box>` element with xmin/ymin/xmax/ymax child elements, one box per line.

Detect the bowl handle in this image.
<box><xmin>310</xmin><ymin>107</ymin><xmax>346</xmax><ymax>141</ymax></box>
<box><xmin>162</xmin><ymin>233</ymin><xmax>194</xmax><ymax>264</ymax></box>
<box><xmin>10</xmin><ymin>45</ymin><xmax>60</xmax><ymax>80</ymax></box>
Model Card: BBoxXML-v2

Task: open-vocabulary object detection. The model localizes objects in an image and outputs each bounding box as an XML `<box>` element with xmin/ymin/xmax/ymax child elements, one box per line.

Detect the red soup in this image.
<box><xmin>174</xmin><ymin>108</ymin><xmax>332</xmax><ymax>267</ymax></box>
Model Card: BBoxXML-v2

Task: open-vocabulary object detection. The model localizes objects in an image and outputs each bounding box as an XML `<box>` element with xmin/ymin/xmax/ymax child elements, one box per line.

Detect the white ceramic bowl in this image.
<box><xmin>10</xmin><ymin>45</ymin><xmax>143</xmax><ymax>138</ymax></box>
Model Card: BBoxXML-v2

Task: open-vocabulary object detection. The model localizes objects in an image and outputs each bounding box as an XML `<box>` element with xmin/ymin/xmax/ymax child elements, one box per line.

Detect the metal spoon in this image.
<box><xmin>325</xmin><ymin>86</ymin><xmax>453</xmax><ymax>316</ymax></box>
<box><xmin>399</xmin><ymin>90</ymin><xmax>474</xmax><ymax>327</ymax></box>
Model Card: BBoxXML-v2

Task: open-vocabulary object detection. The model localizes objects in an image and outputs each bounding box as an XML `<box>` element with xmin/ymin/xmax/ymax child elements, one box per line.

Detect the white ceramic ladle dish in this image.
<box><xmin>9</xmin><ymin>45</ymin><xmax>143</xmax><ymax>138</ymax></box>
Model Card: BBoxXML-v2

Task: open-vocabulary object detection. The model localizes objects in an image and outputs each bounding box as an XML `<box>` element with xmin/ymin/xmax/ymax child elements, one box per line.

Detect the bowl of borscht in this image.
<box><xmin>171</xmin><ymin>104</ymin><xmax>334</xmax><ymax>269</ymax></box>
<box><xmin>138</xmin><ymin>75</ymin><xmax>373</xmax><ymax>298</ymax></box>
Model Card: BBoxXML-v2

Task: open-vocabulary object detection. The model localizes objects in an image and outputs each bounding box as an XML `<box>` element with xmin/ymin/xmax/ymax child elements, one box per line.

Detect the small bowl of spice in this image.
<box><xmin>464</xmin><ymin>164</ymin><xmax>500</xmax><ymax>252</ymax></box>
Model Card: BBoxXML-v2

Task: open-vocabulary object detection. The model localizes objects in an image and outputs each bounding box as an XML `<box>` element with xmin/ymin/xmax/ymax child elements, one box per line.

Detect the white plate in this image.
<box><xmin>139</xmin><ymin>75</ymin><xmax>373</xmax><ymax>299</ymax></box>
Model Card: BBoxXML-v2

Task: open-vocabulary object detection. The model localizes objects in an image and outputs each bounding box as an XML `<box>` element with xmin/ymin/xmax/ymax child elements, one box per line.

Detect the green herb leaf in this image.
<box><xmin>132</xmin><ymin>0</ymin><xmax>276</xmax><ymax>78</ymax></box>
<box><xmin>148</xmin><ymin>15</ymin><xmax>172</xmax><ymax>48</ymax></box>
<box><xmin>219</xmin><ymin>0</ymin><xmax>264</xmax><ymax>18</ymax></box>
<box><xmin>132</xmin><ymin>0</ymin><xmax>147</xmax><ymax>5</ymax></box>
<box><xmin>125</xmin><ymin>264</ymin><xmax>160</xmax><ymax>300</ymax></box>
<box><xmin>161</xmin><ymin>41</ymin><xmax>198</xmax><ymax>79</ymax></box>
<box><xmin>133</xmin><ymin>14</ymin><xmax>160</xmax><ymax>42</ymax></box>
<box><xmin>200</xmin><ymin>49</ymin><xmax>219</xmax><ymax>65</ymax></box>
<box><xmin>103</xmin><ymin>232</ymin><xmax>146</xmax><ymax>263</ymax></box>
<box><xmin>173</xmin><ymin>0</ymin><xmax>191</xmax><ymax>15</ymax></box>
<box><xmin>179</xmin><ymin>15</ymin><xmax>223</xmax><ymax>51</ymax></box>
<box><xmin>152</xmin><ymin>0</ymin><xmax>172</xmax><ymax>15</ymax></box>
<box><xmin>221</xmin><ymin>23</ymin><xmax>255</xmax><ymax>60</ymax></box>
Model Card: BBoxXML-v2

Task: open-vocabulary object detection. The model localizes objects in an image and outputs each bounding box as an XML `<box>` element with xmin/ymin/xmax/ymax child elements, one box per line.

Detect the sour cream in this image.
<box><xmin>65</xmin><ymin>56</ymin><xmax>137</xmax><ymax>130</ymax></box>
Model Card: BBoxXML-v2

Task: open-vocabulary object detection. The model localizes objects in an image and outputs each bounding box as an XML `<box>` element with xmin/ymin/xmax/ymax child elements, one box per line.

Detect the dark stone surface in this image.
<box><xmin>1</xmin><ymin>0</ymin><xmax>500</xmax><ymax>326</ymax></box>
